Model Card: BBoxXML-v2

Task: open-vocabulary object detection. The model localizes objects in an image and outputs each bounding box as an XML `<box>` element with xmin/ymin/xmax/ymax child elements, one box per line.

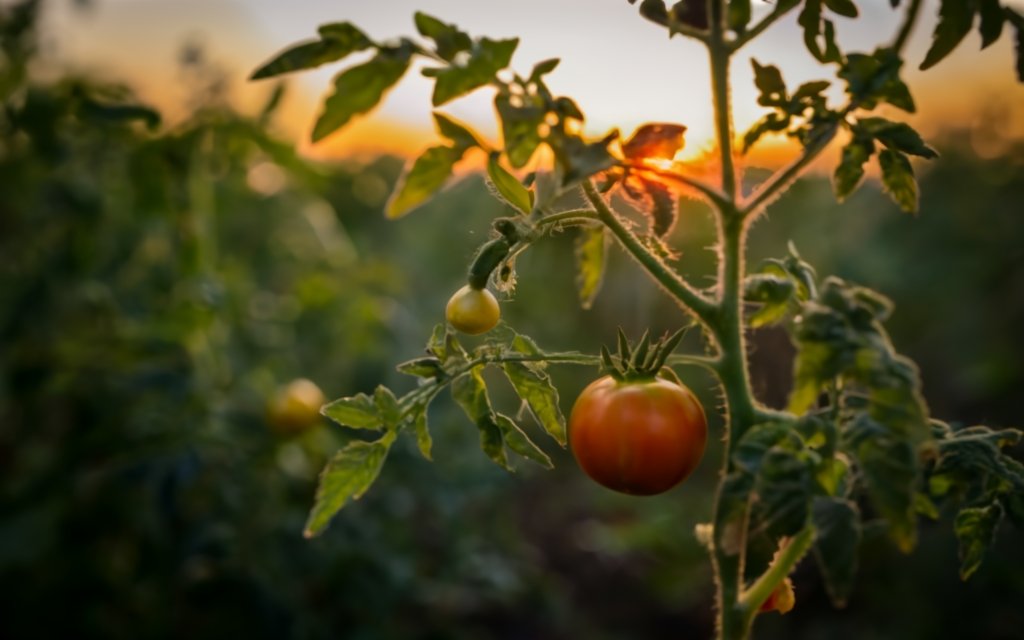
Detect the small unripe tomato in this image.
<box><xmin>445</xmin><ymin>285</ymin><xmax>500</xmax><ymax>335</ymax></box>
<box><xmin>759</xmin><ymin>578</ymin><xmax>796</xmax><ymax>615</ymax></box>
<box><xmin>569</xmin><ymin>375</ymin><xmax>707</xmax><ymax>495</ymax></box>
<box><xmin>266</xmin><ymin>378</ymin><xmax>325</xmax><ymax>435</ymax></box>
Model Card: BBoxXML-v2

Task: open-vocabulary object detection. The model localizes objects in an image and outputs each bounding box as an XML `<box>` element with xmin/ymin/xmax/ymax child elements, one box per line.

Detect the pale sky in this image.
<box><xmin>38</xmin><ymin>0</ymin><xmax>1024</xmax><ymax>160</ymax></box>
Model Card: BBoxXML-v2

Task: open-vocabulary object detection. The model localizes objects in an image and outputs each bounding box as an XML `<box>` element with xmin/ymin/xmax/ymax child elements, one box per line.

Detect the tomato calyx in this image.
<box><xmin>600</xmin><ymin>327</ymin><xmax>687</xmax><ymax>382</ymax></box>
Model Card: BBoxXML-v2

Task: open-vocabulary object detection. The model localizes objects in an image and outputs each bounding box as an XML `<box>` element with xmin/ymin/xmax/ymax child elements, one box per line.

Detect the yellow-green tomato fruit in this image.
<box><xmin>446</xmin><ymin>285</ymin><xmax>500</xmax><ymax>335</ymax></box>
<box><xmin>266</xmin><ymin>378</ymin><xmax>326</xmax><ymax>435</ymax></box>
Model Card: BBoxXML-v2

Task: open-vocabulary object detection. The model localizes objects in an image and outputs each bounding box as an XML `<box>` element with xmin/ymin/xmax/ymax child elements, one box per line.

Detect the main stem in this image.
<box><xmin>707</xmin><ymin>4</ymin><xmax>758</xmax><ymax>638</ymax></box>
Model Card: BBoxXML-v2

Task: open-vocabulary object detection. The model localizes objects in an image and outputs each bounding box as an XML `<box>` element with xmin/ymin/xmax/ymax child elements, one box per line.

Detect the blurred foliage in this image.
<box><xmin>1</xmin><ymin>1</ymin><xmax>1022</xmax><ymax>639</ymax></box>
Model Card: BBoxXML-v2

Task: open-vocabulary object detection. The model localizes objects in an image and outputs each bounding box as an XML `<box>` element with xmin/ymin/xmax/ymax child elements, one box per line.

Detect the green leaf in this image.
<box><xmin>859</xmin><ymin>118</ymin><xmax>937</xmax><ymax>158</ymax></box>
<box><xmin>834</xmin><ymin>134</ymin><xmax>874</xmax><ymax>201</ymax></box>
<box><xmin>322</xmin><ymin>392</ymin><xmax>382</xmax><ymax>430</ymax></box>
<box><xmin>799</xmin><ymin>0</ymin><xmax>842</xmax><ymax>63</ymax></box>
<box><xmin>878</xmin><ymin>149</ymin><xmax>918</xmax><ymax>213</ymax></box>
<box><xmin>487</xmin><ymin>155</ymin><xmax>533</xmax><ymax>214</ymax></box>
<box><xmin>530</xmin><ymin>58</ymin><xmax>560</xmax><ymax>80</ymax></box>
<box><xmin>434</xmin><ymin>112</ymin><xmax>486</xmax><ymax>151</ymax></box>
<box><xmin>728</xmin><ymin>0</ymin><xmax>753</xmax><ymax>31</ymax></box>
<box><xmin>977</xmin><ymin>0</ymin><xmax>1003</xmax><ymax>48</ymax></box>
<box><xmin>733</xmin><ymin>421</ymin><xmax>793</xmax><ymax>474</ymax></box>
<box><xmin>751</xmin><ymin>59</ymin><xmax>787</xmax><ymax>106</ymax></box>
<box><xmin>396</xmin><ymin>357</ymin><xmax>445</xmax><ymax>379</ymax></box>
<box><xmin>495</xmin><ymin>93</ymin><xmax>544</xmax><ymax>168</ymax></box>
<box><xmin>955</xmin><ymin>503</ymin><xmax>1004</xmax><ymax>580</ymax></box>
<box><xmin>385</xmin><ymin>145</ymin><xmax>463</xmax><ymax>219</ymax></box>
<box><xmin>414</xmin><ymin>12</ymin><xmax>472</xmax><ymax>61</ymax></box>
<box><xmin>373</xmin><ymin>385</ymin><xmax>402</xmax><ymax>429</ymax></box>
<box><xmin>920</xmin><ymin>0</ymin><xmax>974</xmax><ymax>71</ymax></box>
<box><xmin>495</xmin><ymin>414</ymin><xmax>553</xmax><ymax>468</ymax></box>
<box><xmin>451</xmin><ymin>368</ymin><xmax>510</xmax><ymax>470</ymax></box>
<box><xmin>412</xmin><ymin>408</ymin><xmax>433</xmax><ymax>460</ymax></box>
<box><xmin>502</xmin><ymin>358</ymin><xmax>567</xmax><ymax>446</ymax></box>
<box><xmin>251</xmin><ymin>23</ymin><xmax>372</xmax><ymax>79</ymax></box>
<box><xmin>824</xmin><ymin>0</ymin><xmax>858</xmax><ymax>18</ymax></box>
<box><xmin>304</xmin><ymin>434</ymin><xmax>394</xmax><ymax>537</ymax></box>
<box><xmin>744</xmin><ymin>274</ymin><xmax>797</xmax><ymax>327</ymax></box>
<box><xmin>812</xmin><ymin>497</ymin><xmax>861</xmax><ymax>607</ymax></box>
<box><xmin>643</xmin><ymin>178</ymin><xmax>677</xmax><ymax>237</ymax></box>
<box><xmin>742</xmin><ymin>113</ymin><xmax>790</xmax><ymax>153</ymax></box>
<box><xmin>551</xmin><ymin>132</ymin><xmax>619</xmax><ymax>186</ymax></box>
<box><xmin>843</xmin><ymin>415</ymin><xmax>918</xmax><ymax>552</ymax></box>
<box><xmin>312</xmin><ymin>49</ymin><xmax>410</xmax><ymax>142</ymax></box>
<box><xmin>431</xmin><ymin>37</ymin><xmax>518</xmax><ymax>106</ymax></box>
<box><xmin>754</xmin><ymin>447</ymin><xmax>814</xmax><ymax>537</ymax></box>
<box><xmin>575</xmin><ymin>225</ymin><xmax>608</xmax><ymax>310</ymax></box>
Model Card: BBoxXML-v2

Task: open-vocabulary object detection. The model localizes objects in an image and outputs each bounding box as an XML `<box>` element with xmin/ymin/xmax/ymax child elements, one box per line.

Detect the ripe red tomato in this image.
<box><xmin>569</xmin><ymin>375</ymin><xmax>707</xmax><ymax>495</ymax></box>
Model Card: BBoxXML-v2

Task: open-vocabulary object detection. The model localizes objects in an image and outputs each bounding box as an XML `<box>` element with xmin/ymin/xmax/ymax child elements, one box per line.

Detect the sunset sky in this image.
<box><xmin>39</xmin><ymin>0</ymin><xmax>1024</xmax><ymax>165</ymax></box>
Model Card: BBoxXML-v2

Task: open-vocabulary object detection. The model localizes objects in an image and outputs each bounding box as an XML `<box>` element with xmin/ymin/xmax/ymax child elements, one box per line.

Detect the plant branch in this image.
<box><xmin>535</xmin><ymin>209</ymin><xmax>600</xmax><ymax>229</ymax></box>
<box><xmin>739</xmin><ymin>0</ymin><xmax>924</xmax><ymax>220</ymax></box>
<box><xmin>738</xmin><ymin>526</ymin><xmax>816</xmax><ymax>618</ymax></box>
<box><xmin>582</xmin><ymin>180</ymin><xmax>717</xmax><ymax>324</ymax></box>
<box><xmin>708</xmin><ymin>15</ymin><xmax>739</xmax><ymax>202</ymax></box>
<box><xmin>623</xmin><ymin>162</ymin><xmax>732</xmax><ymax>212</ymax></box>
<box><xmin>729</xmin><ymin>2</ymin><xmax>800</xmax><ymax>52</ymax></box>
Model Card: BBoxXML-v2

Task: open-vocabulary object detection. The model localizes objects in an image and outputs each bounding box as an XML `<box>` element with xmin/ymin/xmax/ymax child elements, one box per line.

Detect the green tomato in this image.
<box><xmin>446</xmin><ymin>285</ymin><xmax>500</xmax><ymax>335</ymax></box>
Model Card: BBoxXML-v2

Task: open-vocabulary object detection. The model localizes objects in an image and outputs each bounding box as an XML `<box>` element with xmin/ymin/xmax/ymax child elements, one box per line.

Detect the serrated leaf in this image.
<box><xmin>753</xmin><ymin>447</ymin><xmax>814</xmax><ymax>537</ymax></box>
<box><xmin>434</xmin><ymin>112</ymin><xmax>485</xmax><ymax>151</ymax></box>
<box><xmin>451</xmin><ymin>368</ymin><xmax>510</xmax><ymax>470</ymax></box>
<box><xmin>552</xmin><ymin>132</ymin><xmax>619</xmax><ymax>186</ymax></box>
<box><xmin>843</xmin><ymin>414</ymin><xmax>918</xmax><ymax>552</ymax></box>
<box><xmin>744</xmin><ymin>274</ymin><xmax>797</xmax><ymax>327</ymax></box>
<box><xmin>373</xmin><ymin>385</ymin><xmax>401</xmax><ymax>428</ymax></box>
<box><xmin>495</xmin><ymin>414</ymin><xmax>553</xmax><ymax>468</ymax></box>
<box><xmin>859</xmin><ymin>118</ymin><xmax>937</xmax><ymax>158</ymax></box>
<box><xmin>396</xmin><ymin>357</ymin><xmax>445</xmax><ymax>379</ymax></box>
<box><xmin>955</xmin><ymin>503</ymin><xmax>1004</xmax><ymax>580</ymax></box>
<box><xmin>643</xmin><ymin>179</ymin><xmax>678</xmax><ymax>237</ymax></box>
<box><xmin>978</xmin><ymin>0</ymin><xmax>1003</xmax><ymax>47</ymax></box>
<box><xmin>495</xmin><ymin>93</ymin><xmax>544</xmax><ymax>168</ymax></box>
<box><xmin>742</xmin><ymin>113</ymin><xmax>790</xmax><ymax>153</ymax></box>
<box><xmin>304</xmin><ymin>435</ymin><xmax>394</xmax><ymax>537</ymax></box>
<box><xmin>432</xmin><ymin>37</ymin><xmax>518</xmax><ymax>106</ymax></box>
<box><xmin>824</xmin><ymin>0</ymin><xmax>858</xmax><ymax>18</ymax></box>
<box><xmin>487</xmin><ymin>155</ymin><xmax>533</xmax><ymax>214</ymax></box>
<box><xmin>412</xmin><ymin>408</ymin><xmax>433</xmax><ymax>460</ymax></box>
<box><xmin>385</xmin><ymin>145</ymin><xmax>463</xmax><ymax>219</ymax></box>
<box><xmin>251</xmin><ymin>23</ymin><xmax>372</xmax><ymax>79</ymax></box>
<box><xmin>414</xmin><ymin>12</ymin><xmax>472</xmax><ymax>61</ymax></box>
<box><xmin>920</xmin><ymin>0</ymin><xmax>974</xmax><ymax>70</ymax></box>
<box><xmin>502</xmin><ymin>360</ymin><xmax>567</xmax><ymax>446</ymax></box>
<box><xmin>812</xmin><ymin>497</ymin><xmax>861</xmax><ymax>607</ymax></box>
<box><xmin>734</xmin><ymin>421</ymin><xmax>792</xmax><ymax>474</ymax></box>
<box><xmin>878</xmin><ymin>149</ymin><xmax>918</xmax><ymax>213</ymax></box>
<box><xmin>575</xmin><ymin>225</ymin><xmax>608</xmax><ymax>309</ymax></box>
<box><xmin>752</xmin><ymin>59</ymin><xmax>787</xmax><ymax>106</ymax></box>
<box><xmin>834</xmin><ymin>135</ymin><xmax>874</xmax><ymax>200</ymax></box>
<box><xmin>322</xmin><ymin>393</ymin><xmax>382</xmax><ymax>430</ymax></box>
<box><xmin>621</xmin><ymin>122</ymin><xmax>687</xmax><ymax>160</ymax></box>
<box><xmin>312</xmin><ymin>50</ymin><xmax>410</xmax><ymax>142</ymax></box>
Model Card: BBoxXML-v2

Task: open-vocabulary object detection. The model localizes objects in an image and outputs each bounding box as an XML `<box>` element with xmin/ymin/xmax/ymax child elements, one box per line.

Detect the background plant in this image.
<box><xmin>250</xmin><ymin>1</ymin><xmax>1024</xmax><ymax>638</ymax></box>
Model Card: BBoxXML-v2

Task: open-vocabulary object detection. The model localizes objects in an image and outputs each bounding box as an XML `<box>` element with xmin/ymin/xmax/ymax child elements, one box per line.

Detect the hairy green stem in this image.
<box><xmin>582</xmin><ymin>180</ymin><xmax>717</xmax><ymax>324</ymax></box>
<box><xmin>623</xmin><ymin>162</ymin><xmax>731</xmax><ymax>211</ymax></box>
<box><xmin>738</xmin><ymin>525</ymin><xmax>815</xmax><ymax>624</ymax></box>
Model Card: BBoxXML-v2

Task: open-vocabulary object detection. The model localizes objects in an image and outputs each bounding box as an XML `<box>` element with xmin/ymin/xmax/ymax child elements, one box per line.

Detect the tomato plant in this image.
<box><xmin>251</xmin><ymin>2</ymin><xmax>1024</xmax><ymax>639</ymax></box>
